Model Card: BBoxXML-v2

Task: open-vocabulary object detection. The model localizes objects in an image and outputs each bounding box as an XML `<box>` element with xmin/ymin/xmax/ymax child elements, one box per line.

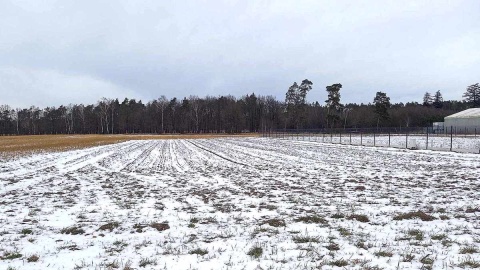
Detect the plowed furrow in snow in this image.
<box><xmin>186</xmin><ymin>140</ymin><xmax>249</xmax><ymax>167</ymax></box>
<box><xmin>2</xmin><ymin>138</ymin><xmax>480</xmax><ymax>270</ymax></box>
<box><xmin>121</xmin><ymin>141</ymin><xmax>163</xmax><ymax>171</ymax></box>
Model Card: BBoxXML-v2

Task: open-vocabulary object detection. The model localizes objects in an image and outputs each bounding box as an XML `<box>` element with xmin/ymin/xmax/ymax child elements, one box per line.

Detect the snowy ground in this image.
<box><xmin>0</xmin><ymin>138</ymin><xmax>479</xmax><ymax>270</ymax></box>
<box><xmin>277</xmin><ymin>134</ymin><xmax>480</xmax><ymax>153</ymax></box>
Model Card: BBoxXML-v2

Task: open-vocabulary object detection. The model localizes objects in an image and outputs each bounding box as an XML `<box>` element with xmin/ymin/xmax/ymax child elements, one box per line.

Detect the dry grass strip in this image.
<box><xmin>0</xmin><ymin>133</ymin><xmax>258</xmax><ymax>157</ymax></box>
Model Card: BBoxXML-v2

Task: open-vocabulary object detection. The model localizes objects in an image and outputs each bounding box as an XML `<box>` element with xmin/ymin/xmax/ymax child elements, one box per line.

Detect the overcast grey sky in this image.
<box><xmin>1</xmin><ymin>0</ymin><xmax>479</xmax><ymax>108</ymax></box>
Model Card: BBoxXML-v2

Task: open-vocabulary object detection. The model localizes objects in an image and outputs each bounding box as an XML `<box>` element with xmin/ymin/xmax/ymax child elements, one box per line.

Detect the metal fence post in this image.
<box><xmin>406</xmin><ymin>130</ymin><xmax>408</xmax><ymax>149</ymax></box>
<box><xmin>450</xmin><ymin>126</ymin><xmax>453</xmax><ymax>151</ymax></box>
<box><xmin>360</xmin><ymin>132</ymin><xmax>363</xmax><ymax>146</ymax></box>
<box><xmin>388</xmin><ymin>132</ymin><xmax>391</xmax><ymax>147</ymax></box>
<box><xmin>426</xmin><ymin>129</ymin><xmax>429</xmax><ymax>150</ymax></box>
<box><xmin>340</xmin><ymin>132</ymin><xmax>342</xmax><ymax>144</ymax></box>
<box><xmin>374</xmin><ymin>132</ymin><xmax>376</xmax><ymax>147</ymax></box>
<box><xmin>350</xmin><ymin>132</ymin><xmax>352</xmax><ymax>145</ymax></box>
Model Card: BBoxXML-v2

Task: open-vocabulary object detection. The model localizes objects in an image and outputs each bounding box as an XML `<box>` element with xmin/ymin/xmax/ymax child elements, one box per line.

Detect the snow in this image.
<box><xmin>0</xmin><ymin>138</ymin><xmax>479</xmax><ymax>269</ymax></box>
<box><xmin>445</xmin><ymin>108</ymin><xmax>480</xmax><ymax>119</ymax></box>
<box><xmin>278</xmin><ymin>133</ymin><xmax>480</xmax><ymax>153</ymax></box>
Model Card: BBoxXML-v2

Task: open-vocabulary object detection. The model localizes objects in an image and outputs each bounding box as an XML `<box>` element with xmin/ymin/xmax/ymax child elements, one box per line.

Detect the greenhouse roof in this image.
<box><xmin>445</xmin><ymin>108</ymin><xmax>480</xmax><ymax>119</ymax></box>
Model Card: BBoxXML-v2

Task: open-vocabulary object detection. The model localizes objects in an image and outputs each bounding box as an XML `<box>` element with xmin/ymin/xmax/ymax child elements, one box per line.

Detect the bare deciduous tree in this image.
<box><xmin>155</xmin><ymin>96</ymin><xmax>168</xmax><ymax>133</ymax></box>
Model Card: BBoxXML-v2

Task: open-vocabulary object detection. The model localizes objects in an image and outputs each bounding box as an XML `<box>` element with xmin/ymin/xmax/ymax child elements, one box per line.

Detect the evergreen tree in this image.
<box><xmin>463</xmin><ymin>83</ymin><xmax>480</xmax><ymax>107</ymax></box>
<box><xmin>433</xmin><ymin>90</ymin><xmax>443</xmax><ymax>109</ymax></box>
<box><xmin>422</xmin><ymin>92</ymin><xmax>432</xmax><ymax>106</ymax></box>
<box><xmin>285</xmin><ymin>79</ymin><xmax>313</xmax><ymax>128</ymax></box>
<box><xmin>325</xmin><ymin>83</ymin><xmax>342</xmax><ymax>128</ymax></box>
<box><xmin>373</xmin><ymin>91</ymin><xmax>391</xmax><ymax>127</ymax></box>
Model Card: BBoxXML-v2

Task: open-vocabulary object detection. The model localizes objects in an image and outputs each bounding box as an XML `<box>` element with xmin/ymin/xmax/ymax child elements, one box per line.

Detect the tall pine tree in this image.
<box><xmin>463</xmin><ymin>83</ymin><xmax>480</xmax><ymax>107</ymax></box>
<box><xmin>433</xmin><ymin>90</ymin><xmax>443</xmax><ymax>109</ymax></box>
<box><xmin>325</xmin><ymin>83</ymin><xmax>342</xmax><ymax>128</ymax></box>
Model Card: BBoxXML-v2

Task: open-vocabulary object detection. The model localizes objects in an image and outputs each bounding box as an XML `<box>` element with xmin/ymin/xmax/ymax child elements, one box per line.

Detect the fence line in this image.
<box><xmin>262</xmin><ymin>127</ymin><xmax>480</xmax><ymax>154</ymax></box>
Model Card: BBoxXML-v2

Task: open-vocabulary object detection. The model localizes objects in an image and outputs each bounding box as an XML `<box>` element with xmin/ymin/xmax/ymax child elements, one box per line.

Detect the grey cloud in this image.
<box><xmin>1</xmin><ymin>0</ymin><xmax>479</xmax><ymax>108</ymax></box>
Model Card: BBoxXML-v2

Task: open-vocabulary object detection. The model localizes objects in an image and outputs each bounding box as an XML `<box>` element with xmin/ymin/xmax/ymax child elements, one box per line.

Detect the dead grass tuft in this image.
<box><xmin>393</xmin><ymin>211</ymin><xmax>436</xmax><ymax>221</ymax></box>
<box><xmin>150</xmin><ymin>222</ymin><xmax>170</xmax><ymax>232</ymax></box>
<box><xmin>189</xmin><ymin>248</ymin><xmax>208</xmax><ymax>256</ymax></box>
<box><xmin>247</xmin><ymin>245</ymin><xmax>263</xmax><ymax>259</ymax></box>
<box><xmin>262</xmin><ymin>218</ymin><xmax>286</xmax><ymax>227</ymax></box>
<box><xmin>98</xmin><ymin>222</ymin><xmax>120</xmax><ymax>231</ymax></box>
<box><xmin>348</xmin><ymin>214</ymin><xmax>370</xmax><ymax>223</ymax></box>
<box><xmin>27</xmin><ymin>254</ymin><xmax>39</xmax><ymax>262</ymax></box>
<box><xmin>294</xmin><ymin>215</ymin><xmax>327</xmax><ymax>224</ymax></box>
<box><xmin>61</xmin><ymin>226</ymin><xmax>85</xmax><ymax>235</ymax></box>
<box><xmin>460</xmin><ymin>246</ymin><xmax>479</xmax><ymax>254</ymax></box>
<box><xmin>292</xmin><ymin>235</ymin><xmax>320</xmax><ymax>243</ymax></box>
<box><xmin>329</xmin><ymin>259</ymin><xmax>349</xmax><ymax>267</ymax></box>
<box><xmin>458</xmin><ymin>256</ymin><xmax>480</xmax><ymax>268</ymax></box>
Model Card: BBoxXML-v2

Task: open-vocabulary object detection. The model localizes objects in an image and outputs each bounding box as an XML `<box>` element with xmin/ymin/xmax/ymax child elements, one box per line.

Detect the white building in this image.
<box><xmin>444</xmin><ymin>108</ymin><xmax>480</xmax><ymax>133</ymax></box>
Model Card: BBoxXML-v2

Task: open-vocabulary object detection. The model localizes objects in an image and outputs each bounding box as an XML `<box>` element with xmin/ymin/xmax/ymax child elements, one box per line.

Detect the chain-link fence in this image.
<box><xmin>262</xmin><ymin>127</ymin><xmax>480</xmax><ymax>154</ymax></box>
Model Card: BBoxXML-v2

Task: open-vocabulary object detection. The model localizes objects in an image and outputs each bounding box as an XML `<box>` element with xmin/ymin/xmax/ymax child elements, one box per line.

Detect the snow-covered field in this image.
<box><xmin>278</xmin><ymin>134</ymin><xmax>480</xmax><ymax>153</ymax></box>
<box><xmin>1</xmin><ymin>138</ymin><xmax>479</xmax><ymax>270</ymax></box>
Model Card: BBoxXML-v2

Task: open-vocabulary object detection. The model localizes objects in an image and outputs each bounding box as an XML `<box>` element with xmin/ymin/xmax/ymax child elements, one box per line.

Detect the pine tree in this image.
<box><xmin>373</xmin><ymin>91</ymin><xmax>391</xmax><ymax>127</ymax></box>
<box><xmin>422</xmin><ymin>92</ymin><xmax>432</xmax><ymax>106</ymax></box>
<box><xmin>325</xmin><ymin>83</ymin><xmax>342</xmax><ymax>128</ymax></box>
<box><xmin>285</xmin><ymin>80</ymin><xmax>313</xmax><ymax>128</ymax></box>
<box><xmin>433</xmin><ymin>90</ymin><xmax>443</xmax><ymax>109</ymax></box>
<box><xmin>463</xmin><ymin>83</ymin><xmax>480</xmax><ymax>107</ymax></box>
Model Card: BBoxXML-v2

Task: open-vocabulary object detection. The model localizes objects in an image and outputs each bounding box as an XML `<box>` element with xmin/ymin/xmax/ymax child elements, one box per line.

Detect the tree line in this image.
<box><xmin>0</xmin><ymin>82</ymin><xmax>478</xmax><ymax>135</ymax></box>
